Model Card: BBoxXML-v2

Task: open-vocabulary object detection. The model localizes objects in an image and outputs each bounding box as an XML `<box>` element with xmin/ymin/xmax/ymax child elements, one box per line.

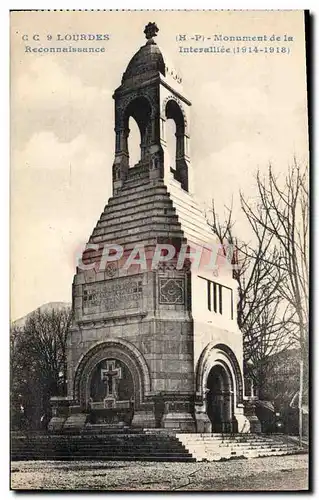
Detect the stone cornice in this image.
<box><xmin>78</xmin><ymin>311</ymin><xmax>148</xmax><ymax>328</ymax></box>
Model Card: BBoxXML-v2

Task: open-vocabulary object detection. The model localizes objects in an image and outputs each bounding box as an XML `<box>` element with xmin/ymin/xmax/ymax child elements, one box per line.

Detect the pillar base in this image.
<box><xmin>49</xmin><ymin>396</ymin><xmax>73</xmax><ymax>432</ymax></box>
<box><xmin>162</xmin><ymin>412</ymin><xmax>195</xmax><ymax>431</ymax></box>
<box><xmin>131</xmin><ymin>410</ymin><xmax>156</xmax><ymax>429</ymax></box>
<box><xmin>243</xmin><ymin>400</ymin><xmax>262</xmax><ymax>433</ymax></box>
<box><xmin>63</xmin><ymin>413</ymin><xmax>88</xmax><ymax>433</ymax></box>
<box><xmin>162</xmin><ymin>400</ymin><xmax>196</xmax><ymax>432</ymax></box>
<box><xmin>194</xmin><ymin>404</ymin><xmax>212</xmax><ymax>433</ymax></box>
<box><xmin>48</xmin><ymin>416</ymin><xmax>67</xmax><ymax>433</ymax></box>
<box><xmin>131</xmin><ymin>403</ymin><xmax>156</xmax><ymax>429</ymax></box>
<box><xmin>234</xmin><ymin>413</ymin><xmax>251</xmax><ymax>433</ymax></box>
<box><xmin>245</xmin><ymin>415</ymin><xmax>262</xmax><ymax>433</ymax></box>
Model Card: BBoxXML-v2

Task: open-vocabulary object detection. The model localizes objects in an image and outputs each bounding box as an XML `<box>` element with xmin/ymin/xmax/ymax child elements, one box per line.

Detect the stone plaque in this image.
<box><xmin>159</xmin><ymin>278</ymin><xmax>185</xmax><ymax>305</ymax></box>
<box><xmin>83</xmin><ymin>276</ymin><xmax>143</xmax><ymax>314</ymax></box>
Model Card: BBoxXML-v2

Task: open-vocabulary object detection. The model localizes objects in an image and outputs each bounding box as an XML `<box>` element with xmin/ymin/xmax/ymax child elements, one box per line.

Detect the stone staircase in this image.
<box><xmin>11</xmin><ymin>431</ymin><xmax>306</xmax><ymax>463</ymax></box>
<box><xmin>175</xmin><ymin>433</ymin><xmax>306</xmax><ymax>462</ymax></box>
<box><xmin>11</xmin><ymin>431</ymin><xmax>194</xmax><ymax>462</ymax></box>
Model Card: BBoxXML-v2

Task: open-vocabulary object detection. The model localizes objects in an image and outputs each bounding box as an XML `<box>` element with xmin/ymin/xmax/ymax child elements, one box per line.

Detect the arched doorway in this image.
<box><xmin>195</xmin><ymin>342</ymin><xmax>244</xmax><ymax>433</ymax></box>
<box><xmin>206</xmin><ymin>364</ymin><xmax>235</xmax><ymax>433</ymax></box>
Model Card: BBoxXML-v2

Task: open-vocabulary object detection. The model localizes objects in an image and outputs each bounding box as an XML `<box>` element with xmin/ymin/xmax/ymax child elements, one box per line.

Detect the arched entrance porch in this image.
<box><xmin>195</xmin><ymin>343</ymin><xmax>244</xmax><ymax>433</ymax></box>
<box><xmin>206</xmin><ymin>363</ymin><xmax>236</xmax><ymax>433</ymax></box>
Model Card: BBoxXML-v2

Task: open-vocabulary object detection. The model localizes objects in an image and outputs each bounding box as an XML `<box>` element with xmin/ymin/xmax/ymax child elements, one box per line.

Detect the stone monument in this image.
<box><xmin>50</xmin><ymin>22</ymin><xmax>255</xmax><ymax>434</ymax></box>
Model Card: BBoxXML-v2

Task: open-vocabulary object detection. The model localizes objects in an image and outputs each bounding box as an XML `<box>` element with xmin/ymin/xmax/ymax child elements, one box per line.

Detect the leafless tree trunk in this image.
<box><xmin>206</xmin><ymin>201</ymin><xmax>293</xmax><ymax>397</ymax></box>
<box><xmin>241</xmin><ymin>159</ymin><xmax>309</xmax><ymax>442</ymax></box>
<box><xmin>11</xmin><ymin>307</ymin><xmax>72</xmax><ymax>428</ymax></box>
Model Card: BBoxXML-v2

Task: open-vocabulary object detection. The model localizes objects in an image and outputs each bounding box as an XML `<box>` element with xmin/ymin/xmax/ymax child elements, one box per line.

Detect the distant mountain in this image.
<box><xmin>12</xmin><ymin>302</ymin><xmax>71</xmax><ymax>329</ymax></box>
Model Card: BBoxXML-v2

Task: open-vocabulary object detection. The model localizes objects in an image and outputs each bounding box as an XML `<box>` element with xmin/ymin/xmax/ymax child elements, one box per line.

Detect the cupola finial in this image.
<box><xmin>144</xmin><ymin>22</ymin><xmax>159</xmax><ymax>42</ymax></box>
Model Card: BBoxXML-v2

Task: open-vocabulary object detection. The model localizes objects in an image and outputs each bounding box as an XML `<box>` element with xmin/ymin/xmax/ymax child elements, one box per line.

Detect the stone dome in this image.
<box><xmin>121</xmin><ymin>39</ymin><xmax>166</xmax><ymax>84</ymax></box>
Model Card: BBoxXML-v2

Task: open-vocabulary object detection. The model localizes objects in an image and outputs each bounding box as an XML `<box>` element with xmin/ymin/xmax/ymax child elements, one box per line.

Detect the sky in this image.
<box><xmin>10</xmin><ymin>10</ymin><xmax>309</xmax><ymax>320</ymax></box>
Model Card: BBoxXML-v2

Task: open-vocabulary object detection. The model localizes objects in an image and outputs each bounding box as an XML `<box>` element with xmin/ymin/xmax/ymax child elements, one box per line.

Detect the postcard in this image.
<box><xmin>10</xmin><ymin>10</ymin><xmax>309</xmax><ymax>491</ymax></box>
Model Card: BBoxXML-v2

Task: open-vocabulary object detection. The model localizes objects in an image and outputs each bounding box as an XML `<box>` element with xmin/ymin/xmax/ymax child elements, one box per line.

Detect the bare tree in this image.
<box><xmin>23</xmin><ymin>308</ymin><xmax>72</xmax><ymax>394</ymax></box>
<box><xmin>206</xmin><ymin>201</ymin><xmax>293</xmax><ymax>397</ymax></box>
<box><xmin>241</xmin><ymin>160</ymin><xmax>309</xmax><ymax>356</ymax></box>
<box><xmin>240</xmin><ymin>159</ymin><xmax>309</xmax><ymax>442</ymax></box>
<box><xmin>10</xmin><ymin>307</ymin><xmax>72</xmax><ymax>429</ymax></box>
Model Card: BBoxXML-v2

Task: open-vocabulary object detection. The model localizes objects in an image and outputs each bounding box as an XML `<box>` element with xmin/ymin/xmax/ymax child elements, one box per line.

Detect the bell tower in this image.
<box><xmin>112</xmin><ymin>22</ymin><xmax>192</xmax><ymax>194</ymax></box>
<box><xmin>54</xmin><ymin>22</ymin><xmax>251</xmax><ymax>435</ymax></box>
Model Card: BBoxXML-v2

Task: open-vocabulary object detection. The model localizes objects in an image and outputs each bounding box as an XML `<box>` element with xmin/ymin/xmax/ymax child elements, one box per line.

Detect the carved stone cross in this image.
<box><xmin>101</xmin><ymin>360</ymin><xmax>122</xmax><ymax>399</ymax></box>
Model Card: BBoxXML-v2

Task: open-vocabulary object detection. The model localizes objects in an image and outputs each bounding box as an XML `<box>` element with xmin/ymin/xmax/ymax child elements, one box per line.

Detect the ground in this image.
<box><xmin>11</xmin><ymin>454</ymin><xmax>308</xmax><ymax>491</ymax></box>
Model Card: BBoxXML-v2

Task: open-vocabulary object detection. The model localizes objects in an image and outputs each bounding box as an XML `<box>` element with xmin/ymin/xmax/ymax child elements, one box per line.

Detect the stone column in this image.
<box><xmin>112</xmin><ymin>126</ymin><xmax>130</xmax><ymax>194</ymax></box>
<box><xmin>149</xmin><ymin>145</ymin><xmax>164</xmax><ymax>182</ymax></box>
<box><xmin>234</xmin><ymin>403</ymin><xmax>251</xmax><ymax>433</ymax></box>
<box><xmin>48</xmin><ymin>396</ymin><xmax>72</xmax><ymax>433</ymax></box>
<box><xmin>223</xmin><ymin>391</ymin><xmax>232</xmax><ymax>433</ymax></box>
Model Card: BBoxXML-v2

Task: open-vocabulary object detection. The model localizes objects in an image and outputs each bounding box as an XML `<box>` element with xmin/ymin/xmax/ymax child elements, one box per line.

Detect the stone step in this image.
<box><xmin>96</xmin><ymin>207</ymin><xmax>177</xmax><ymax>229</ymax></box>
<box><xmin>170</xmin><ymin>224</ymin><xmax>216</xmax><ymax>248</ymax></box>
<box><xmin>120</xmin><ymin>179</ymin><xmax>166</xmax><ymax>194</ymax></box>
<box><xmin>180</xmin><ymin>433</ymin><xmax>286</xmax><ymax>439</ymax></box>
<box><xmin>93</xmin><ymin>214</ymin><xmax>181</xmax><ymax>238</ymax></box>
<box><xmin>182</xmin><ymin>438</ymin><xmax>294</xmax><ymax>446</ymax></box>
<box><xmin>100</xmin><ymin>196</ymin><xmax>174</xmax><ymax>220</ymax></box>
<box><xmin>12</xmin><ymin>436</ymin><xmax>185</xmax><ymax>444</ymax></box>
<box><xmin>168</xmin><ymin>191</ymin><xmax>210</xmax><ymax>222</ymax></box>
<box><xmin>12</xmin><ymin>447</ymin><xmax>190</xmax><ymax>455</ymax></box>
<box><xmin>12</xmin><ymin>432</ymin><xmax>304</xmax><ymax>464</ymax></box>
<box><xmin>121</xmin><ymin>173</ymin><xmax>151</xmax><ymax>185</ymax></box>
<box><xmin>168</xmin><ymin>193</ymin><xmax>213</xmax><ymax>227</ymax></box>
<box><xmin>107</xmin><ymin>182</ymin><xmax>212</xmax><ymax>238</ymax></box>
<box><xmin>184</xmin><ymin>441</ymin><xmax>297</xmax><ymax>449</ymax></box>
<box><xmin>11</xmin><ymin>445</ymin><xmax>187</xmax><ymax>451</ymax></box>
<box><xmin>169</xmin><ymin>212</ymin><xmax>215</xmax><ymax>242</ymax></box>
<box><xmin>121</xmin><ymin>177</ymin><xmax>158</xmax><ymax>191</ymax></box>
<box><xmin>12</xmin><ymin>454</ymin><xmax>196</xmax><ymax>462</ymax></box>
<box><xmin>98</xmin><ymin>201</ymin><xmax>176</xmax><ymax>226</ymax></box>
<box><xmin>94</xmin><ymin>182</ymin><xmax>219</xmax><ymax>250</ymax></box>
<box><xmin>106</xmin><ymin>189</ymin><xmax>171</xmax><ymax>208</ymax></box>
<box><xmin>121</xmin><ymin>178</ymin><xmax>152</xmax><ymax>190</ymax></box>
<box><xmin>11</xmin><ymin>432</ymin><xmax>194</xmax><ymax>462</ymax></box>
<box><xmin>107</xmin><ymin>185</ymin><xmax>169</xmax><ymax>207</ymax></box>
<box><xmin>168</xmin><ymin>207</ymin><xmax>216</xmax><ymax>245</ymax></box>
<box><xmin>81</xmin><ymin>426</ymin><xmax>141</xmax><ymax>434</ymax></box>
<box><xmin>175</xmin><ymin>434</ymin><xmax>305</xmax><ymax>462</ymax></box>
<box><xmin>195</xmin><ymin>450</ymin><xmax>302</xmax><ymax>462</ymax></box>
<box><xmin>89</xmin><ymin>228</ymin><xmax>185</xmax><ymax>248</ymax></box>
<box><xmin>11</xmin><ymin>442</ymin><xmax>188</xmax><ymax>450</ymax></box>
<box><xmin>185</xmin><ymin>436</ymin><xmax>294</xmax><ymax>443</ymax></box>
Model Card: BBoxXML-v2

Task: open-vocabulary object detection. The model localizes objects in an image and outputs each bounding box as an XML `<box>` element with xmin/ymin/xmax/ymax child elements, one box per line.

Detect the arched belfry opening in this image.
<box><xmin>165</xmin><ymin>112</ymin><xmax>177</xmax><ymax>174</ymax></box>
<box><xmin>165</xmin><ymin>99</ymin><xmax>189</xmax><ymax>192</ymax></box>
<box><xmin>123</xmin><ymin>97</ymin><xmax>153</xmax><ymax>167</ymax></box>
<box><xmin>111</xmin><ymin>22</ymin><xmax>192</xmax><ymax>194</ymax></box>
<box><xmin>127</xmin><ymin>117</ymin><xmax>140</xmax><ymax>168</ymax></box>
